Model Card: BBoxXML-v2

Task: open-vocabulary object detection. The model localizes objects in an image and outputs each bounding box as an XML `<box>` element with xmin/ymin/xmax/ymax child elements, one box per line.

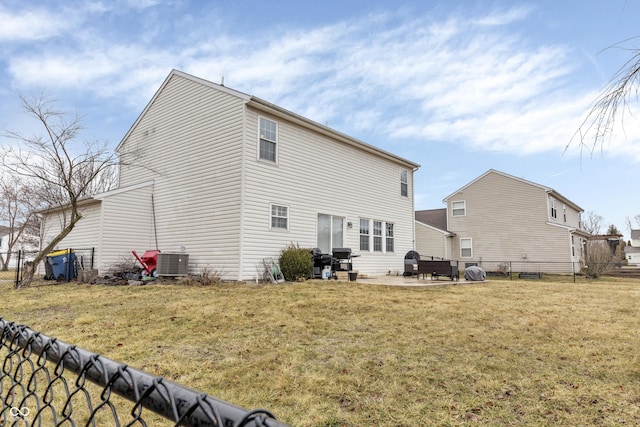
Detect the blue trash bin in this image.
<box><xmin>46</xmin><ymin>250</ymin><xmax>77</xmax><ymax>281</ymax></box>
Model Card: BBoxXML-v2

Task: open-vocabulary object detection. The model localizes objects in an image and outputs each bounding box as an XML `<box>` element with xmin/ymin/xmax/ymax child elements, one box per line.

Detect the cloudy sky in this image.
<box><xmin>1</xmin><ymin>0</ymin><xmax>638</xmax><ymax>238</ymax></box>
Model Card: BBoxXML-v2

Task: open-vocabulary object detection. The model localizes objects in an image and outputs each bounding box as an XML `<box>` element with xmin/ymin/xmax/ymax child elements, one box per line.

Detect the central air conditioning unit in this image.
<box><xmin>156</xmin><ymin>253</ymin><xmax>189</xmax><ymax>276</ymax></box>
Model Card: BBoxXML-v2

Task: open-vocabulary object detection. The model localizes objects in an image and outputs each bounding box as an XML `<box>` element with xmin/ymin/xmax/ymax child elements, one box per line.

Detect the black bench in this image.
<box><xmin>518</xmin><ymin>272</ymin><xmax>542</xmax><ymax>279</ymax></box>
<box><xmin>417</xmin><ymin>259</ymin><xmax>459</xmax><ymax>281</ymax></box>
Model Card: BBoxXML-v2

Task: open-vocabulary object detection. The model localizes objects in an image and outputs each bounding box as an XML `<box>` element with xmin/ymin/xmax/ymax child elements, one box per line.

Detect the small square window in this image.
<box><xmin>452</xmin><ymin>201</ymin><xmax>466</xmax><ymax>216</ymax></box>
<box><xmin>270</xmin><ymin>204</ymin><xmax>288</xmax><ymax>230</ymax></box>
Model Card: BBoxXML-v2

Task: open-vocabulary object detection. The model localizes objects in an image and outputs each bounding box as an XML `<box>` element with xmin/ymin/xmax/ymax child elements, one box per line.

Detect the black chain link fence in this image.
<box><xmin>0</xmin><ymin>319</ymin><xmax>290</xmax><ymax>427</ymax></box>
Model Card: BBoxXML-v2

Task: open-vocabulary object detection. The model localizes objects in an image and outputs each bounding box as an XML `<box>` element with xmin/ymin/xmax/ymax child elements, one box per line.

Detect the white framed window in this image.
<box><xmin>400</xmin><ymin>169</ymin><xmax>408</xmax><ymax>197</ymax></box>
<box><xmin>550</xmin><ymin>197</ymin><xmax>557</xmax><ymax>219</ymax></box>
<box><xmin>563</xmin><ymin>204</ymin><xmax>567</xmax><ymax>222</ymax></box>
<box><xmin>460</xmin><ymin>238</ymin><xmax>472</xmax><ymax>258</ymax></box>
<box><xmin>452</xmin><ymin>201</ymin><xmax>466</xmax><ymax>216</ymax></box>
<box><xmin>359</xmin><ymin>219</ymin><xmax>370</xmax><ymax>251</ymax></box>
<box><xmin>259</xmin><ymin>117</ymin><xmax>277</xmax><ymax>162</ymax></box>
<box><xmin>373</xmin><ymin>221</ymin><xmax>383</xmax><ymax>252</ymax></box>
<box><xmin>270</xmin><ymin>204</ymin><xmax>288</xmax><ymax>230</ymax></box>
<box><xmin>385</xmin><ymin>223</ymin><xmax>394</xmax><ymax>252</ymax></box>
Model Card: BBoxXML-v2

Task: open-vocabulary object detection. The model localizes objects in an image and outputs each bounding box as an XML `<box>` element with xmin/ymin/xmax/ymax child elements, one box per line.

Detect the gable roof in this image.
<box><xmin>117</xmin><ymin>69</ymin><xmax>420</xmax><ymax>170</ymax></box>
<box><xmin>415</xmin><ymin>209</ymin><xmax>448</xmax><ymax>232</ymax></box>
<box><xmin>443</xmin><ymin>169</ymin><xmax>583</xmax><ymax>212</ymax></box>
<box><xmin>631</xmin><ymin>229</ymin><xmax>640</xmax><ymax>240</ymax></box>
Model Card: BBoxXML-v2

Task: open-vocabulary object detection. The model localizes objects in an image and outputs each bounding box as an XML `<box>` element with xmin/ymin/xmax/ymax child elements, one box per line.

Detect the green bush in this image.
<box><xmin>279</xmin><ymin>243</ymin><xmax>313</xmax><ymax>282</ymax></box>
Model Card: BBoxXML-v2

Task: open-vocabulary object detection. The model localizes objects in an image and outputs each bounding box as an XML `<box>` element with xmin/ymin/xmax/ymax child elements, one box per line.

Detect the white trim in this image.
<box><xmin>94</xmin><ymin>180</ymin><xmax>154</xmax><ymax>199</ymax></box>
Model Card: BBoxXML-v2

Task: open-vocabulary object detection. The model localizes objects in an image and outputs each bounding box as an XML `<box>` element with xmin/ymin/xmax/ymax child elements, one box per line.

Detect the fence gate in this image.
<box><xmin>0</xmin><ymin>318</ymin><xmax>289</xmax><ymax>427</ymax></box>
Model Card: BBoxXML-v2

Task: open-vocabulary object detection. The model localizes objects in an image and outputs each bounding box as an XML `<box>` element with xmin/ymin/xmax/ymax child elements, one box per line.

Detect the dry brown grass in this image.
<box><xmin>1</xmin><ymin>278</ymin><xmax>639</xmax><ymax>426</ymax></box>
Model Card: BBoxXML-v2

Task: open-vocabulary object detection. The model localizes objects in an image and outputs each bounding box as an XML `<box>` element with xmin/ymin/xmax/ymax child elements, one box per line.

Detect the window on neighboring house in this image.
<box><xmin>270</xmin><ymin>204</ymin><xmax>288</xmax><ymax>230</ymax></box>
<box><xmin>359</xmin><ymin>219</ymin><xmax>370</xmax><ymax>251</ymax></box>
<box><xmin>385</xmin><ymin>223</ymin><xmax>394</xmax><ymax>252</ymax></box>
<box><xmin>460</xmin><ymin>238</ymin><xmax>472</xmax><ymax>258</ymax></box>
<box><xmin>400</xmin><ymin>170</ymin><xmax>408</xmax><ymax>197</ymax></box>
<box><xmin>317</xmin><ymin>214</ymin><xmax>344</xmax><ymax>253</ymax></box>
<box><xmin>550</xmin><ymin>198</ymin><xmax>557</xmax><ymax>219</ymax></box>
<box><xmin>373</xmin><ymin>221</ymin><xmax>383</xmax><ymax>252</ymax></box>
<box><xmin>452</xmin><ymin>201</ymin><xmax>466</xmax><ymax>216</ymax></box>
<box><xmin>259</xmin><ymin>117</ymin><xmax>277</xmax><ymax>162</ymax></box>
<box><xmin>563</xmin><ymin>204</ymin><xmax>567</xmax><ymax>222</ymax></box>
<box><xmin>571</xmin><ymin>236</ymin><xmax>575</xmax><ymax>256</ymax></box>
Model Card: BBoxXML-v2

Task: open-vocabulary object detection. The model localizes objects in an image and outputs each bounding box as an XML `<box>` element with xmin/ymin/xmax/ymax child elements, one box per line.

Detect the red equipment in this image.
<box><xmin>132</xmin><ymin>250</ymin><xmax>160</xmax><ymax>276</ymax></box>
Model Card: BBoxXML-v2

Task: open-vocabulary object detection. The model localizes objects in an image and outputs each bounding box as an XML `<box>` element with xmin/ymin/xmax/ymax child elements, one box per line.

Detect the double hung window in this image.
<box><xmin>259</xmin><ymin>117</ymin><xmax>277</xmax><ymax>162</ymax></box>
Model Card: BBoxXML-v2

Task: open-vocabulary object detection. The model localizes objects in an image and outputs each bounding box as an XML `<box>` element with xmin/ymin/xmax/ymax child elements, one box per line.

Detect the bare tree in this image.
<box><xmin>0</xmin><ymin>174</ymin><xmax>43</xmax><ymax>270</ymax></box>
<box><xmin>582</xmin><ymin>210</ymin><xmax>605</xmax><ymax>235</ymax></box>
<box><xmin>570</xmin><ymin>39</ymin><xmax>640</xmax><ymax>155</ymax></box>
<box><xmin>2</xmin><ymin>94</ymin><xmax>120</xmax><ymax>287</ymax></box>
<box><xmin>583</xmin><ymin>239</ymin><xmax>617</xmax><ymax>278</ymax></box>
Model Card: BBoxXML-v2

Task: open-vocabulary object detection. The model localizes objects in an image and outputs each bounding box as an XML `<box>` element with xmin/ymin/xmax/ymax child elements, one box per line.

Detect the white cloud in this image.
<box><xmin>4</xmin><ymin>4</ymin><xmax>635</xmax><ymax>161</ymax></box>
<box><xmin>0</xmin><ymin>5</ymin><xmax>65</xmax><ymax>41</ymax></box>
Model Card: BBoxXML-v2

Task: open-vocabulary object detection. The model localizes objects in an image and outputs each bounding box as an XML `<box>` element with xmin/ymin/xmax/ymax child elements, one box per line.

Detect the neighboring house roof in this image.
<box><xmin>117</xmin><ymin>69</ymin><xmax>420</xmax><ymax>170</ymax></box>
<box><xmin>625</xmin><ymin>245</ymin><xmax>640</xmax><ymax>254</ymax></box>
<box><xmin>631</xmin><ymin>229</ymin><xmax>640</xmax><ymax>241</ymax></box>
<box><xmin>415</xmin><ymin>209</ymin><xmax>448</xmax><ymax>232</ymax></box>
<box><xmin>0</xmin><ymin>225</ymin><xmax>10</xmax><ymax>236</ymax></box>
<box><xmin>442</xmin><ymin>169</ymin><xmax>583</xmax><ymax>212</ymax></box>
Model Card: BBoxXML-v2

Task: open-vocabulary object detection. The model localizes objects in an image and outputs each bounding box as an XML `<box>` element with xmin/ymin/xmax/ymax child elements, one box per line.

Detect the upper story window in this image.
<box><xmin>400</xmin><ymin>170</ymin><xmax>408</xmax><ymax>197</ymax></box>
<box><xmin>452</xmin><ymin>201</ymin><xmax>466</xmax><ymax>216</ymax></box>
<box><xmin>563</xmin><ymin>204</ymin><xmax>567</xmax><ymax>222</ymax></box>
<box><xmin>259</xmin><ymin>117</ymin><xmax>277</xmax><ymax>162</ymax></box>
<box><xmin>270</xmin><ymin>204</ymin><xmax>288</xmax><ymax>230</ymax></box>
<box><xmin>359</xmin><ymin>219</ymin><xmax>370</xmax><ymax>251</ymax></box>
<box><xmin>550</xmin><ymin>197</ymin><xmax>557</xmax><ymax>219</ymax></box>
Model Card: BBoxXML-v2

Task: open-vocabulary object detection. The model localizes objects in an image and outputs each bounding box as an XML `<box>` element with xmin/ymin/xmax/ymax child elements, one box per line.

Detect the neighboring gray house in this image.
<box><xmin>41</xmin><ymin>69</ymin><xmax>420</xmax><ymax>281</ymax></box>
<box><xmin>625</xmin><ymin>229</ymin><xmax>640</xmax><ymax>266</ymax></box>
<box><xmin>414</xmin><ymin>209</ymin><xmax>451</xmax><ymax>259</ymax></box>
<box><xmin>415</xmin><ymin>169</ymin><xmax>590</xmax><ymax>273</ymax></box>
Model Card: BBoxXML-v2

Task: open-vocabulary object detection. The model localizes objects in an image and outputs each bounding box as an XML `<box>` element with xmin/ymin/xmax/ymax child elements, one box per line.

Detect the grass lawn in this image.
<box><xmin>1</xmin><ymin>278</ymin><xmax>639</xmax><ymax>426</ymax></box>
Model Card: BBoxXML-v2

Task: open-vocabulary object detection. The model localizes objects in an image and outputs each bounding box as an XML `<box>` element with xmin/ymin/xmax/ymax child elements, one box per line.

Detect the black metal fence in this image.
<box><xmin>0</xmin><ymin>319</ymin><xmax>290</xmax><ymax>427</ymax></box>
<box><xmin>2</xmin><ymin>249</ymin><xmax>96</xmax><ymax>289</ymax></box>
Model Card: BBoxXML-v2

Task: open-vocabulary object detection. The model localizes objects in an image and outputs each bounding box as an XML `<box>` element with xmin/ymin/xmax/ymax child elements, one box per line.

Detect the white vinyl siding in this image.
<box><xmin>240</xmin><ymin>105</ymin><xmax>416</xmax><ymax>279</ymax></box>
<box><xmin>61</xmin><ymin>70</ymin><xmax>419</xmax><ymax>281</ymax></box>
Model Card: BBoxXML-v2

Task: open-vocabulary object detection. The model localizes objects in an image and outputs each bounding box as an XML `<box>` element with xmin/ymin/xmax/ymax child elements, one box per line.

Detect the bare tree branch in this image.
<box><xmin>569</xmin><ymin>38</ymin><xmax>640</xmax><ymax>156</ymax></box>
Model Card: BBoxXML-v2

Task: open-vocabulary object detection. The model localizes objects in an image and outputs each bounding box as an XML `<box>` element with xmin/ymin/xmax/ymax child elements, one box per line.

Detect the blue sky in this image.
<box><xmin>1</xmin><ymin>0</ymin><xmax>638</xmax><ymax>239</ymax></box>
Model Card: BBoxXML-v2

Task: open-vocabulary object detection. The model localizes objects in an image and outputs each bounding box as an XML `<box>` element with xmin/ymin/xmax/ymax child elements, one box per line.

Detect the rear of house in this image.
<box><xmin>442</xmin><ymin>170</ymin><xmax>588</xmax><ymax>274</ymax></box>
<box><xmin>40</xmin><ymin>70</ymin><xmax>420</xmax><ymax>281</ymax></box>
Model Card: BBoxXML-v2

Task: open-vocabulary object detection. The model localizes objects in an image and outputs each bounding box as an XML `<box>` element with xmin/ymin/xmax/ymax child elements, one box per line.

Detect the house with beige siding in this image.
<box><xmin>414</xmin><ymin>209</ymin><xmax>451</xmax><ymax>259</ymax></box>
<box><xmin>624</xmin><ymin>229</ymin><xmax>640</xmax><ymax>266</ymax></box>
<box><xmin>415</xmin><ymin>169</ymin><xmax>590</xmax><ymax>274</ymax></box>
<box><xmin>40</xmin><ymin>69</ymin><xmax>420</xmax><ymax>281</ymax></box>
